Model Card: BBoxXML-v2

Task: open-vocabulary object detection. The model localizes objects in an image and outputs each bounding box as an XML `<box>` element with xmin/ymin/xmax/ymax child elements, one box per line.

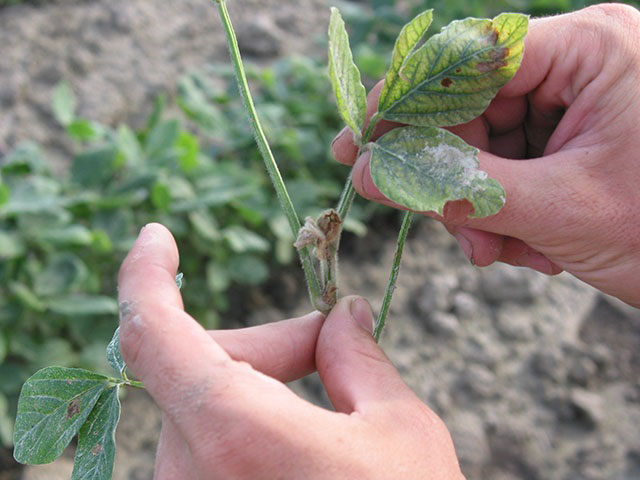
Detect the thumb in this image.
<box><xmin>315</xmin><ymin>296</ymin><xmax>417</xmax><ymax>414</ymax></box>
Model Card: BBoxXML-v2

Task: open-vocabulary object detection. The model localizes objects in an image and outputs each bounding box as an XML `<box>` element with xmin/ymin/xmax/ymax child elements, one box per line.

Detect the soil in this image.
<box><xmin>2</xmin><ymin>1</ymin><xmax>639</xmax><ymax>479</ymax></box>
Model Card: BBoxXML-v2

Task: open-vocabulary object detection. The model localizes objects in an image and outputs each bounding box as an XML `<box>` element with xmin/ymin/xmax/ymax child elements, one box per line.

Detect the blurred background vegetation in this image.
<box><xmin>0</xmin><ymin>0</ymin><xmax>638</xmax><ymax>449</ymax></box>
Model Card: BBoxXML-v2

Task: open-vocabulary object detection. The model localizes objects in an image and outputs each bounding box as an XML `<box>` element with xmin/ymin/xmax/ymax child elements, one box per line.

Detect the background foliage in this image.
<box><xmin>0</xmin><ymin>0</ymin><xmax>638</xmax><ymax>448</ymax></box>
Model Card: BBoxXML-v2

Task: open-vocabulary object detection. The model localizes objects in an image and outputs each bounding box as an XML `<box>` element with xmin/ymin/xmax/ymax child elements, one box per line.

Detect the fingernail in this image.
<box><xmin>515</xmin><ymin>252</ymin><xmax>554</xmax><ymax>275</ymax></box>
<box><xmin>350</xmin><ymin>297</ymin><xmax>374</xmax><ymax>333</ymax></box>
<box><xmin>331</xmin><ymin>127</ymin><xmax>349</xmax><ymax>150</ymax></box>
<box><xmin>454</xmin><ymin>232</ymin><xmax>474</xmax><ymax>265</ymax></box>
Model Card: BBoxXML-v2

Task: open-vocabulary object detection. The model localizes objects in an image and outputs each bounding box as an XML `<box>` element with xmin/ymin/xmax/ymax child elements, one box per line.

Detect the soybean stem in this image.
<box><xmin>374</xmin><ymin>211</ymin><xmax>413</xmax><ymax>342</ymax></box>
<box><xmin>215</xmin><ymin>0</ymin><xmax>322</xmax><ymax>306</ymax></box>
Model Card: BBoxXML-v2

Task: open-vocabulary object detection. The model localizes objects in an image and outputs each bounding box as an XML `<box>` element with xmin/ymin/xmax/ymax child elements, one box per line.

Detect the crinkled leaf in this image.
<box><xmin>13</xmin><ymin>367</ymin><xmax>109</xmax><ymax>464</ymax></box>
<box><xmin>175</xmin><ymin>273</ymin><xmax>184</xmax><ymax>290</ymax></box>
<box><xmin>378</xmin><ymin>13</ymin><xmax>528</xmax><ymax>127</ymax></box>
<box><xmin>328</xmin><ymin>7</ymin><xmax>367</xmax><ymax>141</ymax></box>
<box><xmin>368</xmin><ymin>126</ymin><xmax>505</xmax><ymax>217</ymax></box>
<box><xmin>52</xmin><ymin>82</ymin><xmax>76</xmax><ymax>127</ymax></box>
<box><xmin>106</xmin><ymin>328</ymin><xmax>125</xmax><ymax>376</ymax></box>
<box><xmin>71</xmin><ymin>386</ymin><xmax>120</xmax><ymax>480</ymax></box>
<box><xmin>378</xmin><ymin>9</ymin><xmax>433</xmax><ymax>110</ymax></box>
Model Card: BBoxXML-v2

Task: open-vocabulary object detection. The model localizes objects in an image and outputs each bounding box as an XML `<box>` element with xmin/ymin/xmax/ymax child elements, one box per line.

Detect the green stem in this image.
<box><xmin>335</xmin><ymin>112</ymin><xmax>381</xmax><ymax>222</ymax></box>
<box><xmin>214</xmin><ymin>0</ymin><xmax>322</xmax><ymax>306</ymax></box>
<box><xmin>374</xmin><ymin>211</ymin><xmax>413</xmax><ymax>342</ymax></box>
<box><xmin>125</xmin><ymin>380</ymin><xmax>145</xmax><ymax>389</ymax></box>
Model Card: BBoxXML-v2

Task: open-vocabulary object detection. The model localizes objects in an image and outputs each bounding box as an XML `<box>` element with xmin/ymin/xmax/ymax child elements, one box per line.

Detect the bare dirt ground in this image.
<box><xmin>1</xmin><ymin>1</ymin><xmax>638</xmax><ymax>479</ymax></box>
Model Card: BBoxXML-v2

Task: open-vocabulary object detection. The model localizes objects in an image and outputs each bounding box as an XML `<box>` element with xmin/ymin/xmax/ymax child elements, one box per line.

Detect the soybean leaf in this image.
<box><xmin>378</xmin><ymin>9</ymin><xmax>433</xmax><ymax>111</ymax></box>
<box><xmin>52</xmin><ymin>81</ymin><xmax>76</xmax><ymax>127</ymax></box>
<box><xmin>175</xmin><ymin>272</ymin><xmax>184</xmax><ymax>290</ymax></box>
<box><xmin>106</xmin><ymin>328</ymin><xmax>125</xmax><ymax>377</ymax></box>
<box><xmin>328</xmin><ymin>7</ymin><xmax>367</xmax><ymax>141</ymax></box>
<box><xmin>378</xmin><ymin>13</ymin><xmax>528</xmax><ymax>127</ymax></box>
<box><xmin>368</xmin><ymin>126</ymin><xmax>505</xmax><ymax>218</ymax></box>
<box><xmin>0</xmin><ymin>393</ymin><xmax>13</xmax><ymax>447</ymax></box>
<box><xmin>13</xmin><ymin>367</ymin><xmax>109</xmax><ymax>464</ymax></box>
<box><xmin>71</xmin><ymin>386</ymin><xmax>121</xmax><ymax>480</ymax></box>
<box><xmin>47</xmin><ymin>295</ymin><xmax>119</xmax><ymax>316</ymax></box>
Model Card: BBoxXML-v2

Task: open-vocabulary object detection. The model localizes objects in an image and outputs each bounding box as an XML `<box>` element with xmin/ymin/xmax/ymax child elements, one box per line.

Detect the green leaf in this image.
<box><xmin>116</xmin><ymin>125</ymin><xmax>143</xmax><ymax>169</ymax></box>
<box><xmin>328</xmin><ymin>7</ymin><xmax>367</xmax><ymax>141</ymax></box>
<box><xmin>177</xmin><ymin>132</ymin><xmax>199</xmax><ymax>172</ymax></box>
<box><xmin>72</xmin><ymin>386</ymin><xmax>120</xmax><ymax>480</ymax></box>
<box><xmin>52</xmin><ymin>81</ymin><xmax>76</xmax><ymax>127</ymax></box>
<box><xmin>378</xmin><ymin>13</ymin><xmax>528</xmax><ymax>127</ymax></box>
<box><xmin>0</xmin><ymin>183</ymin><xmax>9</xmax><ymax>207</ymax></box>
<box><xmin>66</xmin><ymin>120</ymin><xmax>106</xmax><ymax>142</ymax></box>
<box><xmin>106</xmin><ymin>328</ymin><xmax>125</xmax><ymax>376</ymax></box>
<box><xmin>368</xmin><ymin>126</ymin><xmax>505</xmax><ymax>217</ymax></box>
<box><xmin>151</xmin><ymin>181</ymin><xmax>172</xmax><ymax>211</ymax></box>
<box><xmin>0</xmin><ymin>393</ymin><xmax>14</xmax><ymax>447</ymax></box>
<box><xmin>13</xmin><ymin>367</ymin><xmax>110</xmax><ymax>464</ymax></box>
<box><xmin>228</xmin><ymin>255</ymin><xmax>269</xmax><ymax>286</ymax></box>
<box><xmin>71</xmin><ymin>147</ymin><xmax>119</xmax><ymax>187</ymax></box>
<box><xmin>9</xmin><ymin>283</ymin><xmax>46</xmax><ymax>313</ymax></box>
<box><xmin>144</xmin><ymin>119</ymin><xmax>179</xmax><ymax>160</ymax></box>
<box><xmin>378</xmin><ymin>9</ymin><xmax>433</xmax><ymax>111</ymax></box>
<box><xmin>0</xmin><ymin>230</ymin><xmax>25</xmax><ymax>259</ymax></box>
<box><xmin>47</xmin><ymin>295</ymin><xmax>119</xmax><ymax>316</ymax></box>
<box><xmin>222</xmin><ymin>226</ymin><xmax>269</xmax><ymax>253</ymax></box>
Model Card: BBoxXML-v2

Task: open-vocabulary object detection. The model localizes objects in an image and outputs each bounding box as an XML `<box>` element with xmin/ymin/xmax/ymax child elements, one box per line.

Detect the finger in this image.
<box><xmin>352</xmin><ymin>146</ymin><xmax>577</xmax><ymax>240</ymax></box>
<box><xmin>447</xmin><ymin>226</ymin><xmax>562</xmax><ymax>275</ymax></box>
<box><xmin>154</xmin><ymin>416</ymin><xmax>196</xmax><ymax>480</ymax></box>
<box><xmin>118</xmin><ymin>224</ymin><xmax>300</xmax><ymax>442</ymax></box>
<box><xmin>209</xmin><ymin>311</ymin><xmax>324</xmax><ymax>383</ymax></box>
<box><xmin>316</xmin><ymin>296</ymin><xmax>418</xmax><ymax>414</ymax></box>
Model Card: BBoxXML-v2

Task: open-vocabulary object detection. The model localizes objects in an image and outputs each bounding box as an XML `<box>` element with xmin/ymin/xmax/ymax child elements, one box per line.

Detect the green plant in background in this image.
<box><xmin>0</xmin><ymin>53</ymin><xmax>358</xmax><ymax>452</ymax></box>
<box><xmin>10</xmin><ymin>1</ymin><xmax>530</xmax><ymax>477</ymax></box>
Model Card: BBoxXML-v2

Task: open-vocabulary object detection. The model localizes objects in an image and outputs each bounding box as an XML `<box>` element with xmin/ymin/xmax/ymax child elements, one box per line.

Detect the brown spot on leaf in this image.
<box><xmin>476</xmin><ymin>47</ymin><xmax>509</xmax><ymax>72</ymax></box>
<box><xmin>66</xmin><ymin>398</ymin><xmax>81</xmax><ymax>419</ymax></box>
<box><xmin>441</xmin><ymin>78</ymin><xmax>453</xmax><ymax>88</ymax></box>
<box><xmin>91</xmin><ymin>444</ymin><xmax>104</xmax><ymax>456</ymax></box>
<box><xmin>455</xmin><ymin>68</ymin><xmax>461</xmax><ymax>73</ymax></box>
<box><xmin>484</xmin><ymin>26</ymin><xmax>499</xmax><ymax>45</ymax></box>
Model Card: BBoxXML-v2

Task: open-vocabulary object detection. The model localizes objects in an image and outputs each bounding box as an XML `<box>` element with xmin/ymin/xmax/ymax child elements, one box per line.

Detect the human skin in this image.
<box><xmin>117</xmin><ymin>5</ymin><xmax>640</xmax><ymax>479</ymax></box>
<box><xmin>118</xmin><ymin>223</ymin><xmax>464</xmax><ymax>480</ymax></box>
<box><xmin>332</xmin><ymin>4</ymin><xmax>640</xmax><ymax>308</ymax></box>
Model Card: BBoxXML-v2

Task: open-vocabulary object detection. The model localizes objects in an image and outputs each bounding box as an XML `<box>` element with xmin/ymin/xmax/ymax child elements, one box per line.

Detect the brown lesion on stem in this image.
<box><xmin>294</xmin><ymin>209</ymin><xmax>343</xmax><ymax>313</ymax></box>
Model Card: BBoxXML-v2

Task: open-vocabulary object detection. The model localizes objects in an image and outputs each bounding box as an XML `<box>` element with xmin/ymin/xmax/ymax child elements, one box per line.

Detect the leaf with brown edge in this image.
<box><xmin>378</xmin><ymin>13</ymin><xmax>528</xmax><ymax>127</ymax></box>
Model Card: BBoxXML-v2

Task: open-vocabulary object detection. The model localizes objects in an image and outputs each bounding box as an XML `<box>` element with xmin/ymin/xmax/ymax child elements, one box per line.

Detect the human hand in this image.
<box><xmin>332</xmin><ymin>4</ymin><xmax>640</xmax><ymax>307</ymax></box>
<box><xmin>118</xmin><ymin>223</ymin><xmax>463</xmax><ymax>480</ymax></box>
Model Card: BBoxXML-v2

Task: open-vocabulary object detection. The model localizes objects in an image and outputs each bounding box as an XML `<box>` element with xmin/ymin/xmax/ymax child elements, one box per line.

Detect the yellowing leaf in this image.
<box><xmin>378</xmin><ymin>13</ymin><xmax>528</xmax><ymax>127</ymax></box>
<box><xmin>328</xmin><ymin>7</ymin><xmax>367</xmax><ymax>142</ymax></box>
<box><xmin>378</xmin><ymin>9</ymin><xmax>433</xmax><ymax>111</ymax></box>
<box><xmin>369</xmin><ymin>126</ymin><xmax>505</xmax><ymax>218</ymax></box>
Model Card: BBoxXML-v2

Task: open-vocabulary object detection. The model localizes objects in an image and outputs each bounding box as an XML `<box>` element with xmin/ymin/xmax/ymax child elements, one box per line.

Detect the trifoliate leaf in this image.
<box><xmin>368</xmin><ymin>126</ymin><xmax>505</xmax><ymax>218</ymax></box>
<box><xmin>71</xmin><ymin>386</ymin><xmax>121</xmax><ymax>480</ymax></box>
<box><xmin>13</xmin><ymin>367</ymin><xmax>109</xmax><ymax>464</ymax></box>
<box><xmin>328</xmin><ymin>7</ymin><xmax>367</xmax><ymax>142</ymax></box>
<box><xmin>378</xmin><ymin>13</ymin><xmax>528</xmax><ymax>127</ymax></box>
<box><xmin>378</xmin><ymin>9</ymin><xmax>433</xmax><ymax>111</ymax></box>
